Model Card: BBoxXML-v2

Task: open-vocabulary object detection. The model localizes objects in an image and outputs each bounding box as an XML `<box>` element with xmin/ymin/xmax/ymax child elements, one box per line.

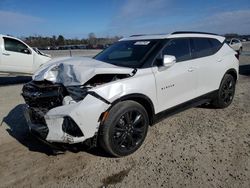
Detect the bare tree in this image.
<box><xmin>57</xmin><ymin>35</ymin><xmax>65</xmax><ymax>46</ymax></box>
<box><xmin>88</xmin><ymin>32</ymin><xmax>97</xmax><ymax>46</ymax></box>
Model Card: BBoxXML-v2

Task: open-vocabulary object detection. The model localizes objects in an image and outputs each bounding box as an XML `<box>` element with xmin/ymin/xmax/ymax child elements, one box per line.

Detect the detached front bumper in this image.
<box><xmin>24</xmin><ymin>106</ymin><xmax>49</xmax><ymax>140</ymax></box>
<box><xmin>23</xmin><ymin>94</ymin><xmax>110</xmax><ymax>144</ymax></box>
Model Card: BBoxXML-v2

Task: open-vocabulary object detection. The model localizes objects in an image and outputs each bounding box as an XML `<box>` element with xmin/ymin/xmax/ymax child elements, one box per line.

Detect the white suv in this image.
<box><xmin>22</xmin><ymin>32</ymin><xmax>239</xmax><ymax>157</ymax></box>
<box><xmin>226</xmin><ymin>38</ymin><xmax>243</xmax><ymax>53</ymax></box>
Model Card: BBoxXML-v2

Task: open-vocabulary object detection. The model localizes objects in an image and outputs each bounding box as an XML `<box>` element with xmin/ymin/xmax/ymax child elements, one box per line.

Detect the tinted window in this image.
<box><xmin>162</xmin><ymin>38</ymin><xmax>191</xmax><ymax>62</ymax></box>
<box><xmin>191</xmin><ymin>38</ymin><xmax>213</xmax><ymax>58</ymax></box>
<box><xmin>4</xmin><ymin>37</ymin><xmax>30</xmax><ymax>54</ymax></box>
<box><xmin>209</xmin><ymin>38</ymin><xmax>222</xmax><ymax>53</ymax></box>
<box><xmin>94</xmin><ymin>40</ymin><xmax>157</xmax><ymax>68</ymax></box>
<box><xmin>232</xmin><ymin>39</ymin><xmax>239</xmax><ymax>44</ymax></box>
<box><xmin>225</xmin><ymin>39</ymin><xmax>231</xmax><ymax>44</ymax></box>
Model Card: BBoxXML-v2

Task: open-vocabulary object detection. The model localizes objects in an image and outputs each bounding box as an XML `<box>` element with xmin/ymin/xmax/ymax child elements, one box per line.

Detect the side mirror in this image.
<box><xmin>22</xmin><ymin>48</ymin><xmax>31</xmax><ymax>54</ymax></box>
<box><xmin>163</xmin><ymin>55</ymin><xmax>176</xmax><ymax>68</ymax></box>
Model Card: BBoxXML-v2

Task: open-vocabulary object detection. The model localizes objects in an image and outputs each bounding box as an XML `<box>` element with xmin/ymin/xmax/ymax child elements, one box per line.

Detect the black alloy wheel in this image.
<box><xmin>111</xmin><ymin>110</ymin><xmax>146</xmax><ymax>152</ymax></box>
<box><xmin>212</xmin><ymin>74</ymin><xmax>236</xmax><ymax>108</ymax></box>
<box><xmin>220</xmin><ymin>76</ymin><xmax>235</xmax><ymax>105</ymax></box>
<box><xmin>99</xmin><ymin>101</ymin><xmax>149</xmax><ymax>157</ymax></box>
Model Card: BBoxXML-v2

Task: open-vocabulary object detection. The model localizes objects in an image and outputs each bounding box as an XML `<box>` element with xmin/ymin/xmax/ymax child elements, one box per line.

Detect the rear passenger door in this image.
<box><xmin>153</xmin><ymin>38</ymin><xmax>198</xmax><ymax>112</ymax></box>
<box><xmin>190</xmin><ymin>38</ymin><xmax>223</xmax><ymax>96</ymax></box>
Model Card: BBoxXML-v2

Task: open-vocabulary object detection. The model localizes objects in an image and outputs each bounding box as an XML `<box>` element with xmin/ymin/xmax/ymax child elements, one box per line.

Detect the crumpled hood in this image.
<box><xmin>33</xmin><ymin>57</ymin><xmax>134</xmax><ymax>86</ymax></box>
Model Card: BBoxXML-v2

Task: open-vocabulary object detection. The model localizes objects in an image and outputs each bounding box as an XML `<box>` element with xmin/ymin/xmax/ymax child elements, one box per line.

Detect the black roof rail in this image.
<box><xmin>129</xmin><ymin>33</ymin><xmax>168</xmax><ymax>37</ymax></box>
<box><xmin>172</xmin><ymin>31</ymin><xmax>220</xmax><ymax>36</ymax></box>
<box><xmin>130</xmin><ymin>34</ymin><xmax>146</xmax><ymax>37</ymax></box>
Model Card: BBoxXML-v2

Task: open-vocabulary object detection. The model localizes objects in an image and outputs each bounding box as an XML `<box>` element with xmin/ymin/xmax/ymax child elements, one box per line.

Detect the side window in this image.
<box><xmin>191</xmin><ymin>38</ymin><xmax>213</xmax><ymax>58</ymax></box>
<box><xmin>208</xmin><ymin>38</ymin><xmax>222</xmax><ymax>54</ymax></box>
<box><xmin>3</xmin><ymin>37</ymin><xmax>30</xmax><ymax>54</ymax></box>
<box><xmin>162</xmin><ymin>38</ymin><xmax>191</xmax><ymax>62</ymax></box>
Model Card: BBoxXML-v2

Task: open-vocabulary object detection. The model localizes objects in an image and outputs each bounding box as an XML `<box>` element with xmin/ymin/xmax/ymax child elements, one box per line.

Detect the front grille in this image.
<box><xmin>22</xmin><ymin>81</ymin><xmax>67</xmax><ymax>110</ymax></box>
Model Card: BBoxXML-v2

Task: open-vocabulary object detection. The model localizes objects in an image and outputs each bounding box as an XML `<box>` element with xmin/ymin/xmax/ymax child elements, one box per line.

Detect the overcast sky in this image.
<box><xmin>0</xmin><ymin>0</ymin><xmax>249</xmax><ymax>38</ymax></box>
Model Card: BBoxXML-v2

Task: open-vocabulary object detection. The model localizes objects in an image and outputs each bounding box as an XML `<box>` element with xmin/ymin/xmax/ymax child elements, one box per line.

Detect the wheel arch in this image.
<box><xmin>225</xmin><ymin>68</ymin><xmax>238</xmax><ymax>81</ymax></box>
<box><xmin>108</xmin><ymin>93</ymin><xmax>155</xmax><ymax>125</ymax></box>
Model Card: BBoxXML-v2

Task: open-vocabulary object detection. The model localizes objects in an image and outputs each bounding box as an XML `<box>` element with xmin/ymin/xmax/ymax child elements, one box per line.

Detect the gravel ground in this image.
<box><xmin>0</xmin><ymin>44</ymin><xmax>250</xmax><ymax>188</ymax></box>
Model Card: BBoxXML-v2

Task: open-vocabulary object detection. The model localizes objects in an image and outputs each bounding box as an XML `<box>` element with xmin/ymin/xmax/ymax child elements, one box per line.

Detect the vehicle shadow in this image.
<box><xmin>239</xmin><ymin>64</ymin><xmax>250</xmax><ymax>76</ymax></box>
<box><xmin>2</xmin><ymin>104</ymin><xmax>56</xmax><ymax>155</ymax></box>
<box><xmin>0</xmin><ymin>75</ymin><xmax>32</xmax><ymax>86</ymax></box>
<box><xmin>2</xmin><ymin>104</ymin><xmax>111</xmax><ymax>157</ymax></box>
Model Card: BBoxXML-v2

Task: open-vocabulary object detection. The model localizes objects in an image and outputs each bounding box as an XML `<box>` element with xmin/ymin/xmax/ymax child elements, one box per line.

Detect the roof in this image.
<box><xmin>0</xmin><ymin>34</ymin><xmax>22</xmax><ymax>41</ymax></box>
<box><xmin>120</xmin><ymin>31</ymin><xmax>225</xmax><ymax>42</ymax></box>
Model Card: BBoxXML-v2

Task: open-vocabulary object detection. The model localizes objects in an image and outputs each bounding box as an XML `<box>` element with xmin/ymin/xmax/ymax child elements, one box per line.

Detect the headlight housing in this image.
<box><xmin>66</xmin><ymin>86</ymin><xmax>89</xmax><ymax>102</ymax></box>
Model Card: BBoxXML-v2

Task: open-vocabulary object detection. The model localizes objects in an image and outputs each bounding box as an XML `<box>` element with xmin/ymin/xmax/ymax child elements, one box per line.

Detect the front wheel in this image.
<box><xmin>98</xmin><ymin>101</ymin><xmax>149</xmax><ymax>157</ymax></box>
<box><xmin>211</xmin><ymin>74</ymin><xmax>236</xmax><ymax>108</ymax></box>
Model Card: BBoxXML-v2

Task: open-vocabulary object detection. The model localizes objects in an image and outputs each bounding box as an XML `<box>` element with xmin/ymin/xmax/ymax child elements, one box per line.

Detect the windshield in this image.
<box><xmin>33</xmin><ymin>47</ymin><xmax>51</xmax><ymax>57</ymax></box>
<box><xmin>94</xmin><ymin>40</ymin><xmax>157</xmax><ymax>68</ymax></box>
<box><xmin>33</xmin><ymin>47</ymin><xmax>42</xmax><ymax>55</ymax></box>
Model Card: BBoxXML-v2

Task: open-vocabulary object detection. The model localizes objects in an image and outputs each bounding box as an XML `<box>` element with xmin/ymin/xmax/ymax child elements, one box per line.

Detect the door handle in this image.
<box><xmin>2</xmin><ymin>53</ymin><xmax>10</xmax><ymax>56</ymax></box>
<box><xmin>188</xmin><ymin>67</ymin><xmax>194</xmax><ymax>72</ymax></box>
<box><xmin>217</xmin><ymin>59</ymin><xmax>222</xmax><ymax>62</ymax></box>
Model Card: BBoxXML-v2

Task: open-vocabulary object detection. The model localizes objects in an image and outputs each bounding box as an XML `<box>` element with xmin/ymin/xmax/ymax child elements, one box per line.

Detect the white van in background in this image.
<box><xmin>0</xmin><ymin>35</ymin><xmax>51</xmax><ymax>74</ymax></box>
<box><xmin>226</xmin><ymin>38</ymin><xmax>243</xmax><ymax>53</ymax></box>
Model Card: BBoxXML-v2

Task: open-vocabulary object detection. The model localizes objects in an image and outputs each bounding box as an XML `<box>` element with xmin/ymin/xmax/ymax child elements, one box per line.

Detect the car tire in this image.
<box><xmin>211</xmin><ymin>74</ymin><xmax>236</xmax><ymax>108</ymax></box>
<box><xmin>98</xmin><ymin>100</ymin><xmax>149</xmax><ymax>157</ymax></box>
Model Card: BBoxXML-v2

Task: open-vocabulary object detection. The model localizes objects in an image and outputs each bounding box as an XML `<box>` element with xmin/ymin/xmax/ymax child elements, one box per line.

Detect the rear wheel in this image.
<box><xmin>211</xmin><ymin>74</ymin><xmax>236</xmax><ymax>108</ymax></box>
<box><xmin>99</xmin><ymin>101</ymin><xmax>149</xmax><ymax>157</ymax></box>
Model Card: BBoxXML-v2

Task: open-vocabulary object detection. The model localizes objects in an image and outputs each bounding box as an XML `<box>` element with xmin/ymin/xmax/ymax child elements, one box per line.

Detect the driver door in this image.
<box><xmin>1</xmin><ymin>37</ymin><xmax>33</xmax><ymax>73</ymax></box>
<box><xmin>153</xmin><ymin>38</ymin><xmax>198</xmax><ymax>112</ymax></box>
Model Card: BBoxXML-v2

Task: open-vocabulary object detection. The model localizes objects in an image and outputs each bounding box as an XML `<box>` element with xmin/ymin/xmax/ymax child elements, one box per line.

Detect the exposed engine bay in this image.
<box><xmin>22</xmin><ymin>73</ymin><xmax>131</xmax><ymax>110</ymax></box>
<box><xmin>21</xmin><ymin>56</ymin><xmax>140</xmax><ymax>145</ymax></box>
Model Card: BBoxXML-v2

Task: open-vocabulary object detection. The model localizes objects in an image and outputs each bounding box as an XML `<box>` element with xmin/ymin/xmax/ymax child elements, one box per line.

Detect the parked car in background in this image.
<box><xmin>226</xmin><ymin>38</ymin><xmax>243</xmax><ymax>53</ymax></box>
<box><xmin>0</xmin><ymin>34</ymin><xmax>51</xmax><ymax>74</ymax></box>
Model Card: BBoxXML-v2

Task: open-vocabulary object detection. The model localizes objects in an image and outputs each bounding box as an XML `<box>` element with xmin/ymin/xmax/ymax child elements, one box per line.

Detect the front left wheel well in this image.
<box><xmin>124</xmin><ymin>97</ymin><xmax>154</xmax><ymax>125</ymax></box>
<box><xmin>107</xmin><ymin>94</ymin><xmax>155</xmax><ymax>126</ymax></box>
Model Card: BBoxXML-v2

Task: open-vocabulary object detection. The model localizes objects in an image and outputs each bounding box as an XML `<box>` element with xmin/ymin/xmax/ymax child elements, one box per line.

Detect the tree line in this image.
<box><xmin>22</xmin><ymin>33</ymin><xmax>122</xmax><ymax>49</ymax></box>
<box><xmin>21</xmin><ymin>32</ymin><xmax>250</xmax><ymax>50</ymax></box>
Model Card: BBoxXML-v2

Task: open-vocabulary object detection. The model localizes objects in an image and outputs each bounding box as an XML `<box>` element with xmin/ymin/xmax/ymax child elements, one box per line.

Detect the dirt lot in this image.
<box><xmin>0</xmin><ymin>44</ymin><xmax>250</xmax><ymax>188</ymax></box>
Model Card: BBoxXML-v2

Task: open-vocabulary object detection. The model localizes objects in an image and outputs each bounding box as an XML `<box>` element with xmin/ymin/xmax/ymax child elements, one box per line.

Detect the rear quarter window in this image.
<box><xmin>208</xmin><ymin>38</ymin><xmax>222</xmax><ymax>54</ymax></box>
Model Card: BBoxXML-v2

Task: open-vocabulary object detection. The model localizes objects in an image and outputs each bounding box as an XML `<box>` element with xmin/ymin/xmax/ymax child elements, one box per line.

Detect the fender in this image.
<box><xmin>105</xmin><ymin>93</ymin><xmax>155</xmax><ymax>125</ymax></box>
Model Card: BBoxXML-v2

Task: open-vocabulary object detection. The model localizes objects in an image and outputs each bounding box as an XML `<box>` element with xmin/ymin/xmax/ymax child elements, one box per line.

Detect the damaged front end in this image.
<box><xmin>22</xmin><ymin>80</ymin><xmax>104</xmax><ymax>143</ymax></box>
<box><xmin>22</xmin><ymin>57</ymin><xmax>135</xmax><ymax>144</ymax></box>
<box><xmin>22</xmin><ymin>81</ymin><xmax>86</xmax><ymax>142</ymax></box>
<box><xmin>22</xmin><ymin>76</ymin><xmax>134</xmax><ymax>145</ymax></box>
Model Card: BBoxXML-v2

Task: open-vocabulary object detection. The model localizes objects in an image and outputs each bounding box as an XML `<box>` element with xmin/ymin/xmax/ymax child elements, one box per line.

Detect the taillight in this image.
<box><xmin>235</xmin><ymin>52</ymin><xmax>240</xmax><ymax>60</ymax></box>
